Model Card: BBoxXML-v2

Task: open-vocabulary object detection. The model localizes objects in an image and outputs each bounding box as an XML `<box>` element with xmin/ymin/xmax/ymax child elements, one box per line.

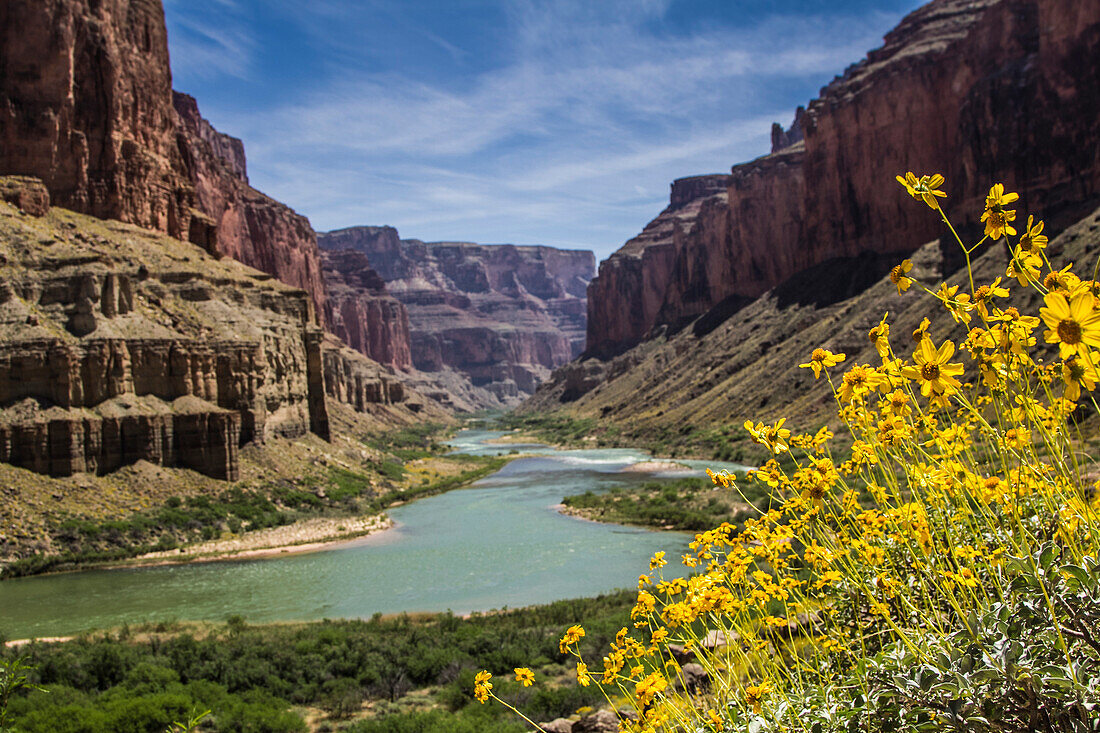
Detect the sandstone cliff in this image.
<box><xmin>585</xmin><ymin>0</ymin><xmax>1100</xmax><ymax>358</ymax></box>
<box><xmin>0</xmin><ymin>0</ymin><xmax>329</xmax><ymax>321</ymax></box>
<box><xmin>527</xmin><ymin>202</ymin><xmax>1100</xmax><ymax>461</ymax></box>
<box><xmin>0</xmin><ymin>178</ymin><xmax>411</xmax><ymax>481</ymax></box>
<box><xmin>172</xmin><ymin>92</ymin><xmax>328</xmax><ymax>322</ymax></box>
<box><xmin>322</xmin><ymin>249</ymin><xmax>413</xmax><ymax>371</ymax></box>
<box><xmin>319</xmin><ymin>226</ymin><xmax>594</xmax><ymax>407</ymax></box>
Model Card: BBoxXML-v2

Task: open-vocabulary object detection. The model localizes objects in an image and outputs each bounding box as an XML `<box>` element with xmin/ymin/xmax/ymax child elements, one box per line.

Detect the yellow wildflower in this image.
<box><xmin>1007</xmin><ymin>246</ymin><xmax>1042</xmax><ymax>287</ymax></box>
<box><xmin>1062</xmin><ymin>353</ymin><xmax>1098</xmax><ymax>402</ymax></box>
<box><xmin>744</xmin><ymin>418</ymin><xmax>792</xmax><ymax>454</ymax></box>
<box><xmin>912</xmin><ymin>316</ymin><xmax>931</xmax><ymax>344</ymax></box>
<box><xmin>1044</xmin><ymin>264</ymin><xmax>1081</xmax><ymax>294</ymax></box>
<box><xmin>576</xmin><ymin>662</ymin><xmax>590</xmax><ymax>687</ymax></box>
<box><xmin>744</xmin><ymin>679</ymin><xmax>771</xmax><ymax>713</ymax></box>
<box><xmin>474</xmin><ymin>670</ymin><xmax>493</xmax><ymax>703</ymax></box>
<box><xmin>838</xmin><ymin>364</ymin><xmax>886</xmax><ymax>402</ymax></box>
<box><xmin>981</xmin><ymin>183</ymin><xmax>1019</xmax><ymax>239</ymax></box>
<box><xmin>1018</xmin><ymin>215</ymin><xmax>1048</xmax><ymax>252</ymax></box>
<box><xmin>514</xmin><ymin>667</ymin><xmax>535</xmax><ymax>687</ymax></box>
<box><xmin>896</xmin><ymin>172</ymin><xmax>946</xmax><ymax>209</ymax></box>
<box><xmin>972</xmin><ymin>277</ymin><xmax>1009</xmax><ymax>319</ymax></box>
<box><xmin>634</xmin><ymin>671</ymin><xmax>667</xmax><ymax>706</ymax></box>
<box><xmin>559</xmin><ymin>625</ymin><xmax>585</xmax><ymax>654</ymax></box>
<box><xmin>799</xmin><ymin>347</ymin><xmax>846</xmax><ymax>378</ymax></box>
<box><xmin>902</xmin><ymin>338</ymin><xmax>965</xmax><ymax>398</ymax></box>
<box><xmin>1040</xmin><ymin>292</ymin><xmax>1100</xmax><ymax>359</ymax></box>
<box><xmin>890</xmin><ymin>259</ymin><xmax>915</xmax><ymax>294</ymax></box>
<box><xmin>649</xmin><ymin>551</ymin><xmax>667</xmax><ymax>570</ymax></box>
<box><xmin>868</xmin><ymin>313</ymin><xmax>891</xmax><ymax>358</ymax></box>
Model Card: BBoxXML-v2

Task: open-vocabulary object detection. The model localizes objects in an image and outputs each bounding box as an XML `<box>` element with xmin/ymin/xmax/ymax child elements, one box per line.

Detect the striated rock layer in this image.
<box><xmin>321</xmin><ymin>249</ymin><xmax>413</xmax><ymax>371</ymax></box>
<box><xmin>585</xmin><ymin>0</ymin><xmax>1100</xmax><ymax>358</ymax></box>
<box><xmin>0</xmin><ymin>0</ymin><xmax>328</xmax><ymax>321</ymax></box>
<box><xmin>319</xmin><ymin>226</ymin><xmax>594</xmax><ymax>407</ymax></box>
<box><xmin>0</xmin><ymin>181</ymin><xmax>408</xmax><ymax>481</ymax></box>
<box><xmin>172</xmin><ymin>92</ymin><xmax>328</xmax><ymax>322</ymax></box>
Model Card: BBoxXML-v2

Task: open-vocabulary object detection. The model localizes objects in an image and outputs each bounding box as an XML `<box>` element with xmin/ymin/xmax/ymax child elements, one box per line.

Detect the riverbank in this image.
<box><xmin>0</xmin><ymin>591</ymin><xmax>638</xmax><ymax>733</ymax></box>
<box><xmin>559</xmin><ymin>476</ymin><xmax>760</xmax><ymax>532</ymax></box>
<box><xmin>0</xmin><ymin>451</ymin><xmax>509</xmax><ymax>579</ymax></box>
<box><xmin>123</xmin><ymin>513</ymin><xmax>394</xmax><ymax>567</ymax></box>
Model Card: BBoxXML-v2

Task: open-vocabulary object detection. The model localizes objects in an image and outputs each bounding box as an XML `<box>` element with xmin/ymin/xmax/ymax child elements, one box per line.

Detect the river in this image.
<box><xmin>0</xmin><ymin>429</ymin><xmax>744</xmax><ymax>639</ymax></box>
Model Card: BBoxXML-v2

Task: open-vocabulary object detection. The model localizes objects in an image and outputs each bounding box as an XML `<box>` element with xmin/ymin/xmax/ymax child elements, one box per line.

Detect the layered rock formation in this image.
<box><xmin>321</xmin><ymin>249</ymin><xmax>413</xmax><ymax>371</ymax></box>
<box><xmin>0</xmin><ymin>0</ymin><xmax>328</xmax><ymax>321</ymax></box>
<box><xmin>586</xmin><ymin>175</ymin><xmax>729</xmax><ymax>358</ymax></box>
<box><xmin>172</xmin><ymin>93</ymin><xmax>328</xmax><ymax>321</ymax></box>
<box><xmin>0</xmin><ymin>0</ymin><xmax>192</xmax><ymax>235</ymax></box>
<box><xmin>0</xmin><ymin>179</ymin><xmax>407</xmax><ymax>480</ymax></box>
<box><xmin>585</xmin><ymin>0</ymin><xmax>1100</xmax><ymax>358</ymax></box>
<box><xmin>529</xmin><ymin>203</ymin><xmax>1100</xmax><ymax>456</ymax></box>
<box><xmin>319</xmin><ymin>226</ymin><xmax>594</xmax><ymax>406</ymax></box>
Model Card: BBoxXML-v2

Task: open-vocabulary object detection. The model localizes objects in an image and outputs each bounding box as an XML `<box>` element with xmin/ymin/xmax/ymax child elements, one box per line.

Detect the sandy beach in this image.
<box><xmin>122</xmin><ymin>514</ymin><xmax>394</xmax><ymax>568</ymax></box>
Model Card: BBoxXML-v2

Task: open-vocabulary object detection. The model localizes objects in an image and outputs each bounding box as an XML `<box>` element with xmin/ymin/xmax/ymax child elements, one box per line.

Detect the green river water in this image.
<box><xmin>0</xmin><ymin>430</ymin><xmax>745</xmax><ymax>639</ymax></box>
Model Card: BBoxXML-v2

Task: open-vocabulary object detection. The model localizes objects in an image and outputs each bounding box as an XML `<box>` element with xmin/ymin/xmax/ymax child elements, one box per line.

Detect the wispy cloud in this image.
<box><xmin>164</xmin><ymin>0</ymin><xmax>255</xmax><ymax>80</ymax></box>
<box><xmin>167</xmin><ymin>1</ymin><xmax>922</xmax><ymax>259</ymax></box>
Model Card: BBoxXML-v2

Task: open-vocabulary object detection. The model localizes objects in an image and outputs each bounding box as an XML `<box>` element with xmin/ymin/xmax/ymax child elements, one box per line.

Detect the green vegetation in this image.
<box><xmin>497</xmin><ymin>414</ymin><xmax>599</xmax><ymax>446</ymax></box>
<box><xmin>3</xmin><ymin>424</ymin><xmax>505</xmax><ymax>579</ymax></box>
<box><xmin>561</xmin><ymin>475</ymin><xmax>763</xmax><ymax>531</ymax></box>
<box><xmin>499</xmin><ymin>413</ymin><xmax>778</xmax><ymax>463</ymax></box>
<box><xmin>1</xmin><ymin>591</ymin><xmax>638</xmax><ymax>732</ymax></box>
<box><xmin>361</xmin><ymin>424</ymin><xmax>450</xmax><ymax>462</ymax></box>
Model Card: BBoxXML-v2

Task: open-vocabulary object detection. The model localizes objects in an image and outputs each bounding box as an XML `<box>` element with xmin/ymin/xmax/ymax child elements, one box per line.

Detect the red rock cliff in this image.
<box><xmin>172</xmin><ymin>92</ymin><xmax>329</xmax><ymax>323</ymax></box>
<box><xmin>0</xmin><ymin>0</ymin><xmax>329</xmax><ymax>323</ymax></box>
<box><xmin>0</xmin><ymin>0</ymin><xmax>193</xmax><ymax>235</ymax></box>
<box><xmin>586</xmin><ymin>0</ymin><xmax>1100</xmax><ymax>357</ymax></box>
<box><xmin>319</xmin><ymin>226</ymin><xmax>594</xmax><ymax>405</ymax></box>
<box><xmin>321</xmin><ymin>248</ymin><xmax>413</xmax><ymax>371</ymax></box>
<box><xmin>0</xmin><ymin>178</ymin><xmax>409</xmax><ymax>481</ymax></box>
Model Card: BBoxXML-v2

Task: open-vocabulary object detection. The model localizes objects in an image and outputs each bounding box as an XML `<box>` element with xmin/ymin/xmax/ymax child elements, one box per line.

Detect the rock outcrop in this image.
<box><xmin>0</xmin><ymin>0</ymin><xmax>329</xmax><ymax>322</ymax></box>
<box><xmin>584</xmin><ymin>0</ymin><xmax>1100</xmax><ymax>358</ymax></box>
<box><xmin>0</xmin><ymin>0</ymin><xmax>193</xmax><ymax>236</ymax></box>
<box><xmin>586</xmin><ymin>174</ymin><xmax>728</xmax><ymax>358</ymax></box>
<box><xmin>319</xmin><ymin>226</ymin><xmax>594</xmax><ymax>407</ymax></box>
<box><xmin>0</xmin><ymin>182</ymin><xmax>406</xmax><ymax>480</ymax></box>
<box><xmin>321</xmin><ymin>249</ymin><xmax>413</xmax><ymax>371</ymax></box>
<box><xmin>172</xmin><ymin>92</ymin><xmax>328</xmax><ymax>322</ymax></box>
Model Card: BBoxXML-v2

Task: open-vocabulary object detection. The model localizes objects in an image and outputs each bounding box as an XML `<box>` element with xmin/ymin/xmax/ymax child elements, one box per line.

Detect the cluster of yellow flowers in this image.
<box><xmin>478</xmin><ymin>176</ymin><xmax>1100</xmax><ymax>732</ymax></box>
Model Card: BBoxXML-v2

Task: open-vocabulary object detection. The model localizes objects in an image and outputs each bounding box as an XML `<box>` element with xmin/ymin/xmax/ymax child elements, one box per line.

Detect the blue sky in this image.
<box><xmin>163</xmin><ymin>0</ymin><xmax>923</xmax><ymax>260</ymax></box>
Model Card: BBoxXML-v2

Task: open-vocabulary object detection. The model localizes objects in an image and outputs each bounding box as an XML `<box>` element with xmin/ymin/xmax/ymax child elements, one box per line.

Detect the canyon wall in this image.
<box><xmin>0</xmin><ymin>178</ymin><xmax>405</xmax><ymax>480</ymax></box>
<box><xmin>585</xmin><ymin>0</ymin><xmax>1100</xmax><ymax>358</ymax></box>
<box><xmin>321</xmin><ymin>249</ymin><xmax>413</xmax><ymax>371</ymax></box>
<box><xmin>0</xmin><ymin>0</ymin><xmax>328</xmax><ymax>321</ymax></box>
<box><xmin>0</xmin><ymin>0</ymin><xmax>193</xmax><ymax>236</ymax></box>
<box><xmin>172</xmin><ymin>93</ymin><xmax>328</xmax><ymax>322</ymax></box>
<box><xmin>319</xmin><ymin>226</ymin><xmax>594</xmax><ymax>405</ymax></box>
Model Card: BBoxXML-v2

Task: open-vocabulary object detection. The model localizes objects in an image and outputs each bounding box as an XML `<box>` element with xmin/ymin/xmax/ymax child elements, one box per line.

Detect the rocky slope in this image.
<box><xmin>0</xmin><ymin>178</ymin><xmax>419</xmax><ymax>483</ymax></box>
<box><xmin>319</xmin><ymin>226</ymin><xmax>594</xmax><ymax>407</ymax></box>
<box><xmin>529</xmin><ymin>201</ymin><xmax>1100</xmax><ymax>458</ymax></box>
<box><xmin>584</xmin><ymin>0</ymin><xmax>1100</xmax><ymax>359</ymax></box>
<box><xmin>0</xmin><ymin>0</ymin><xmax>328</xmax><ymax>320</ymax></box>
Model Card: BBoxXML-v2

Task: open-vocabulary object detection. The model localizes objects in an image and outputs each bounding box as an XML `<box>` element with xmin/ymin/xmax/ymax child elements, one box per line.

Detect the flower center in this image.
<box><xmin>920</xmin><ymin>363</ymin><xmax>941</xmax><ymax>381</ymax></box>
<box><xmin>811</xmin><ymin>348</ymin><xmax>828</xmax><ymax>362</ymax></box>
<box><xmin>1058</xmin><ymin>319</ymin><xmax>1082</xmax><ymax>345</ymax></box>
<box><xmin>974</xmin><ymin>285</ymin><xmax>991</xmax><ymax>301</ymax></box>
<box><xmin>890</xmin><ymin>266</ymin><xmax>904</xmax><ymax>283</ymax></box>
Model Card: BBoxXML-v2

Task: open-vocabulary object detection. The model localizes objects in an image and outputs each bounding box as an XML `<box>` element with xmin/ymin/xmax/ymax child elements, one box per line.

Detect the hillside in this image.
<box><xmin>528</xmin><ymin>0</ymin><xmax>1100</xmax><ymax>456</ymax></box>
<box><xmin>0</xmin><ymin>179</ymin><xmax>452</xmax><ymax>564</ymax></box>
